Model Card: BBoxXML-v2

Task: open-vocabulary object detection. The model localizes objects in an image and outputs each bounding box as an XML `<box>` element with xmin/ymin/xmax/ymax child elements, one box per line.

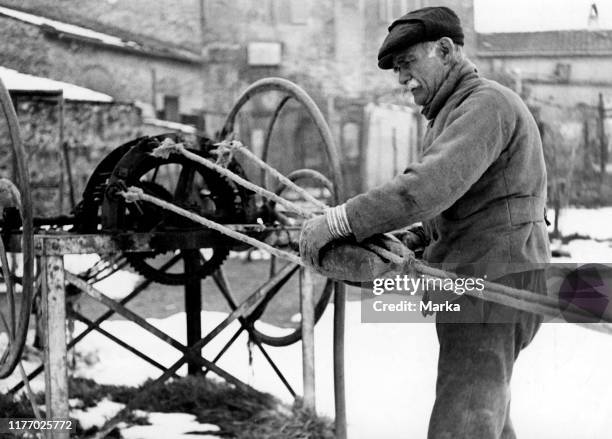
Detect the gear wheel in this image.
<box><xmin>122</xmin><ymin>180</ymin><xmax>231</xmax><ymax>285</ymax></box>
<box><xmin>77</xmin><ymin>133</ymin><xmax>251</xmax><ymax>285</ymax></box>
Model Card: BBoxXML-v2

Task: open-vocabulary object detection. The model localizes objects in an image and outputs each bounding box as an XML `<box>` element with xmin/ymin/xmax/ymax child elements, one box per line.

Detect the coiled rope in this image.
<box><xmin>116</xmin><ymin>138</ymin><xmax>612</xmax><ymax>334</ymax></box>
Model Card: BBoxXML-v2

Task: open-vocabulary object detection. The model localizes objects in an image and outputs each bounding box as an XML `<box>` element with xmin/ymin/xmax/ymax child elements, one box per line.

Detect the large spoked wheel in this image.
<box><xmin>0</xmin><ymin>77</ymin><xmax>35</xmax><ymax>378</ymax></box>
<box><xmin>220</xmin><ymin>77</ymin><xmax>345</xmax><ymax>347</ymax></box>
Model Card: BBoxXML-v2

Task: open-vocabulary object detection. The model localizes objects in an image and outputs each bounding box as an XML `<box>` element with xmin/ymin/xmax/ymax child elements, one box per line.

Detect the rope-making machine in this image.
<box><xmin>0</xmin><ymin>77</ymin><xmax>349</xmax><ymax>438</ymax></box>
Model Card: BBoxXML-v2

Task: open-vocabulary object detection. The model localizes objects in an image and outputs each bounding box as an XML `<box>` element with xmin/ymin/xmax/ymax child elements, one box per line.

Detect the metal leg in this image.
<box><xmin>333</xmin><ymin>282</ymin><xmax>347</xmax><ymax>439</ymax></box>
<box><xmin>183</xmin><ymin>250</ymin><xmax>202</xmax><ymax>375</ymax></box>
<box><xmin>300</xmin><ymin>268</ymin><xmax>316</xmax><ymax>412</ymax></box>
<box><xmin>42</xmin><ymin>255</ymin><xmax>69</xmax><ymax>439</ymax></box>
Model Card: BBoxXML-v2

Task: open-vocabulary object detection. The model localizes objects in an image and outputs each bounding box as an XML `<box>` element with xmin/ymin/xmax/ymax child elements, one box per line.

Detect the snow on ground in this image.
<box><xmin>547</xmin><ymin>207</ymin><xmax>612</xmax><ymax>241</ymax></box>
<box><xmin>71</xmin><ymin>398</ymin><xmax>124</xmax><ymax>431</ymax></box>
<box><xmin>71</xmin><ymin>400</ymin><xmax>222</xmax><ymax>438</ymax></box>
<box><xmin>552</xmin><ymin>238</ymin><xmax>612</xmax><ymax>263</ymax></box>
<box><xmin>66</xmin><ymin>299</ymin><xmax>612</xmax><ymax>439</ymax></box>
<box><xmin>64</xmin><ymin>254</ymin><xmax>143</xmax><ymax>300</ymax></box>
<box><xmin>120</xmin><ymin>413</ymin><xmax>220</xmax><ymax>439</ymax></box>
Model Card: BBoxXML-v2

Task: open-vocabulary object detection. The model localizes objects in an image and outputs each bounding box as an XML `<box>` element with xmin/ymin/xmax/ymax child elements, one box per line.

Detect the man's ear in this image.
<box><xmin>437</xmin><ymin>37</ymin><xmax>455</xmax><ymax>65</ymax></box>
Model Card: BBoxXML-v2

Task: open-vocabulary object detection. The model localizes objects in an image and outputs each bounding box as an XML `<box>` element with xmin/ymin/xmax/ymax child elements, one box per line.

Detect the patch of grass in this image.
<box><xmin>69</xmin><ymin>377</ymin><xmax>132</xmax><ymax>409</ymax></box>
<box><xmin>0</xmin><ymin>391</ymin><xmax>37</xmax><ymax>419</ymax></box>
<box><xmin>110</xmin><ymin>376</ymin><xmax>278</xmax><ymax>425</ymax></box>
<box><xmin>234</xmin><ymin>403</ymin><xmax>335</xmax><ymax>439</ymax></box>
<box><xmin>70</xmin><ymin>375</ymin><xmax>334</xmax><ymax>438</ymax></box>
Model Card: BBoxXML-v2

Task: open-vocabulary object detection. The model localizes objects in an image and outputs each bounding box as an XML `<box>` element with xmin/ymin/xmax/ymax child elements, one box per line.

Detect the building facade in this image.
<box><xmin>0</xmin><ymin>0</ymin><xmax>477</xmax><ymax>196</ymax></box>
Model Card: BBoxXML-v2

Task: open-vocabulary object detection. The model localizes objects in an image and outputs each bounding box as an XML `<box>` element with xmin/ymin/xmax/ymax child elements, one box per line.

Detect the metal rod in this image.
<box><xmin>69</xmin><ymin>310</ymin><xmax>180</xmax><ymax>379</ymax></box>
<box><xmin>211</xmin><ymin>269</ymin><xmax>296</xmax><ymax>397</ymax></box>
<box><xmin>200</xmin><ymin>326</ymin><xmax>243</xmax><ymax>378</ymax></box>
<box><xmin>66</xmin><ymin>273</ymin><xmax>189</xmax><ymax>354</ymax></box>
<box><xmin>300</xmin><ymin>268</ymin><xmax>316</xmax><ymax>412</ymax></box>
<box><xmin>183</xmin><ymin>249</ymin><xmax>202</xmax><ymax>375</ymax></box>
<box><xmin>333</xmin><ymin>281</ymin><xmax>347</xmax><ymax>439</ymax></box>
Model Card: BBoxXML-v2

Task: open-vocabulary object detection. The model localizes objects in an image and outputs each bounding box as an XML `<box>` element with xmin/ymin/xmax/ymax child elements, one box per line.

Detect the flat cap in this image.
<box><xmin>378</xmin><ymin>6</ymin><xmax>464</xmax><ymax>70</ymax></box>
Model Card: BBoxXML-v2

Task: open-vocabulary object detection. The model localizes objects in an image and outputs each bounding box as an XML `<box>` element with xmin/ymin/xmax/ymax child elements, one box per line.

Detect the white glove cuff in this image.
<box><xmin>326</xmin><ymin>204</ymin><xmax>353</xmax><ymax>239</ymax></box>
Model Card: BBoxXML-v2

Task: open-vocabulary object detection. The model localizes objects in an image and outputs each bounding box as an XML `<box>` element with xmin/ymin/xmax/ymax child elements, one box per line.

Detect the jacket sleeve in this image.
<box><xmin>345</xmin><ymin>90</ymin><xmax>514</xmax><ymax>242</ymax></box>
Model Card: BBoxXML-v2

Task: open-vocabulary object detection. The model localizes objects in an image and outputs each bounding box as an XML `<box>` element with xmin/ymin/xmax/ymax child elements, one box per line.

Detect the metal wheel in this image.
<box><xmin>220</xmin><ymin>77</ymin><xmax>345</xmax><ymax>346</ymax></box>
<box><xmin>0</xmin><ymin>77</ymin><xmax>35</xmax><ymax>378</ymax></box>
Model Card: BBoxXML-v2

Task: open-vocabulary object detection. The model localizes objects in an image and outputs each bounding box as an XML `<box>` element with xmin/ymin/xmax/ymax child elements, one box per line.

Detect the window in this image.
<box><xmin>247</xmin><ymin>42</ymin><xmax>282</xmax><ymax>66</ymax></box>
<box><xmin>554</xmin><ymin>63</ymin><xmax>571</xmax><ymax>83</ymax></box>
<box><xmin>163</xmin><ymin>95</ymin><xmax>179</xmax><ymax>122</ymax></box>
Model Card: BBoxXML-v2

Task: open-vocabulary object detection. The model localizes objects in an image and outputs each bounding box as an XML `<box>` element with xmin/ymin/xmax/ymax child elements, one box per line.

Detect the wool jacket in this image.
<box><xmin>345</xmin><ymin>59</ymin><xmax>550</xmax><ymax>279</ymax></box>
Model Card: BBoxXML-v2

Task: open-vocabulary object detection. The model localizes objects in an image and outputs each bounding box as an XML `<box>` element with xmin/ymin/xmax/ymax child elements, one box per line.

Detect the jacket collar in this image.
<box><xmin>421</xmin><ymin>59</ymin><xmax>479</xmax><ymax>121</ymax></box>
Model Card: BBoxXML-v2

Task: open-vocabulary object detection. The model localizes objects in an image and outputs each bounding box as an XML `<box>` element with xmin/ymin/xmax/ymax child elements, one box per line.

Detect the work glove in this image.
<box><xmin>391</xmin><ymin>225</ymin><xmax>428</xmax><ymax>257</ymax></box>
<box><xmin>303</xmin><ymin>232</ymin><xmax>414</xmax><ymax>283</ymax></box>
<box><xmin>392</xmin><ymin>230</ymin><xmax>421</xmax><ymax>249</ymax></box>
<box><xmin>299</xmin><ymin>214</ymin><xmax>334</xmax><ymax>268</ymax></box>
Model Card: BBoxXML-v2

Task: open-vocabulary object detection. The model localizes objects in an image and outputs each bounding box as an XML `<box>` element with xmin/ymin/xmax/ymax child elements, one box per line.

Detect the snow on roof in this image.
<box><xmin>0</xmin><ymin>6</ymin><xmax>201</xmax><ymax>63</ymax></box>
<box><xmin>0</xmin><ymin>6</ymin><xmax>140</xmax><ymax>51</ymax></box>
<box><xmin>478</xmin><ymin>29</ymin><xmax>612</xmax><ymax>57</ymax></box>
<box><xmin>0</xmin><ymin>66</ymin><xmax>113</xmax><ymax>102</ymax></box>
<box><xmin>143</xmin><ymin>117</ymin><xmax>197</xmax><ymax>134</ymax></box>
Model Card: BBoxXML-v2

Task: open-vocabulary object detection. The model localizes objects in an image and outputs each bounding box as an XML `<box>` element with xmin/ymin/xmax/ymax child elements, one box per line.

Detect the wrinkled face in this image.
<box><xmin>392</xmin><ymin>42</ymin><xmax>449</xmax><ymax>106</ymax></box>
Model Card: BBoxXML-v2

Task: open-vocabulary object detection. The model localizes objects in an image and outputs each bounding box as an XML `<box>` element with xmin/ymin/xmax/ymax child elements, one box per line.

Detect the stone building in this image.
<box><xmin>477</xmin><ymin>29</ymin><xmax>612</xmax><ymax>206</ymax></box>
<box><xmin>0</xmin><ymin>0</ymin><xmax>477</xmax><ymax>196</ymax></box>
<box><xmin>0</xmin><ymin>3</ymin><xmax>205</xmax><ymax>123</ymax></box>
<box><xmin>477</xmin><ymin>29</ymin><xmax>612</xmax><ymax>107</ymax></box>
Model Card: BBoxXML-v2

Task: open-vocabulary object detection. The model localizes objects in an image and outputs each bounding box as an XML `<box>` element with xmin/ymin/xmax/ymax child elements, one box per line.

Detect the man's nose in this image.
<box><xmin>398</xmin><ymin>70</ymin><xmax>411</xmax><ymax>85</ymax></box>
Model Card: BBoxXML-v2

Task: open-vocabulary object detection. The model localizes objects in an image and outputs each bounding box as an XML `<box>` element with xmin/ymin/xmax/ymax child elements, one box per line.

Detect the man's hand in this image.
<box><xmin>299</xmin><ymin>215</ymin><xmax>334</xmax><ymax>267</ymax></box>
<box><xmin>391</xmin><ymin>225</ymin><xmax>429</xmax><ymax>259</ymax></box>
<box><xmin>392</xmin><ymin>230</ymin><xmax>423</xmax><ymax>250</ymax></box>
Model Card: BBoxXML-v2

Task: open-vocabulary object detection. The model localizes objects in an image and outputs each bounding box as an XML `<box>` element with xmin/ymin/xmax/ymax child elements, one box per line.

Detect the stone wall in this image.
<box><xmin>0</xmin><ymin>97</ymin><xmax>143</xmax><ymax>217</ymax></box>
<box><xmin>0</xmin><ymin>0</ymin><xmax>479</xmax><ymax>200</ymax></box>
<box><xmin>0</xmin><ymin>16</ymin><xmax>205</xmax><ymax>117</ymax></box>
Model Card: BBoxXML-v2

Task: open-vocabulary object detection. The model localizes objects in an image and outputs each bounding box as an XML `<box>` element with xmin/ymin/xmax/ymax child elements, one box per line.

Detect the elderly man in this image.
<box><xmin>299</xmin><ymin>6</ymin><xmax>550</xmax><ymax>439</ymax></box>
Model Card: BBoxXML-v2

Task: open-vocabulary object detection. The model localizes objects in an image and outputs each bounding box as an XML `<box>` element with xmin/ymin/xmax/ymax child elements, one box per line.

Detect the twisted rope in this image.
<box><xmin>213</xmin><ymin>140</ymin><xmax>327</xmax><ymax>209</ymax></box>
<box><xmin>137</xmin><ymin>139</ymin><xmax>612</xmax><ymax>334</ymax></box>
<box><xmin>152</xmin><ymin>139</ymin><xmax>404</xmax><ymax>265</ymax></box>
<box><xmin>151</xmin><ymin>139</ymin><xmax>318</xmax><ymax>219</ymax></box>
